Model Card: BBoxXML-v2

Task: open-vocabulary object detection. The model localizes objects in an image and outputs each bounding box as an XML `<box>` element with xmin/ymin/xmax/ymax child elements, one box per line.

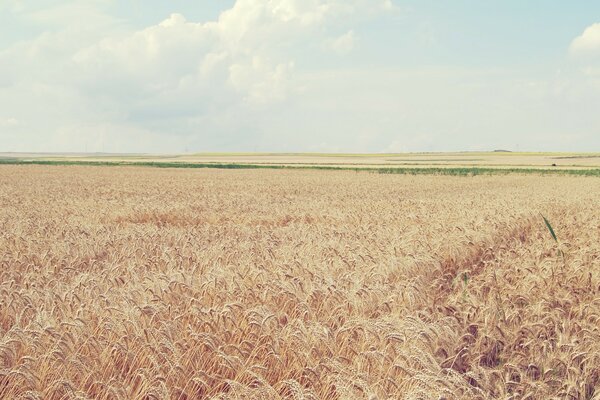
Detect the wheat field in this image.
<box><xmin>1</xmin><ymin>165</ymin><xmax>599</xmax><ymax>399</ymax></box>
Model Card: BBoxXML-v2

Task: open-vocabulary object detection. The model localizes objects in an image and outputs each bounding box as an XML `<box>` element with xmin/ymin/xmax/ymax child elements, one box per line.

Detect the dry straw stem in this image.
<box><xmin>0</xmin><ymin>165</ymin><xmax>599</xmax><ymax>399</ymax></box>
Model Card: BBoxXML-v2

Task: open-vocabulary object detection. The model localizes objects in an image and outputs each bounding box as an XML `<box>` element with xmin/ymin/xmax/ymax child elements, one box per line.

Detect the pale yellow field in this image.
<box><xmin>1</xmin><ymin>166</ymin><xmax>599</xmax><ymax>399</ymax></box>
<box><xmin>4</xmin><ymin>151</ymin><xmax>600</xmax><ymax>169</ymax></box>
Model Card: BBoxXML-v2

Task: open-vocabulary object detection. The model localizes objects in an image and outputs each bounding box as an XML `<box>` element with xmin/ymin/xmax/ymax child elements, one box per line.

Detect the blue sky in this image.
<box><xmin>1</xmin><ymin>1</ymin><xmax>600</xmax><ymax>153</ymax></box>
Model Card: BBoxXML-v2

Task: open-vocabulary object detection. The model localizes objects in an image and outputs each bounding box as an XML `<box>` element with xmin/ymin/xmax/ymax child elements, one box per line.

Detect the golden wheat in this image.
<box><xmin>0</xmin><ymin>165</ymin><xmax>599</xmax><ymax>399</ymax></box>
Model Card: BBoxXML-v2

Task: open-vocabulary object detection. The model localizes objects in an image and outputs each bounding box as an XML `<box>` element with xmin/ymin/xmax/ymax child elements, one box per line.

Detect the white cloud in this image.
<box><xmin>569</xmin><ymin>24</ymin><xmax>600</xmax><ymax>91</ymax></box>
<box><xmin>0</xmin><ymin>0</ymin><xmax>38</xmax><ymax>14</ymax></box>
<box><xmin>8</xmin><ymin>1</ymin><xmax>598</xmax><ymax>153</ymax></box>
<box><xmin>570</xmin><ymin>23</ymin><xmax>600</xmax><ymax>55</ymax></box>
<box><xmin>70</xmin><ymin>1</ymin><xmax>390</xmax><ymax>103</ymax></box>
<box><xmin>0</xmin><ymin>117</ymin><xmax>19</xmax><ymax>127</ymax></box>
<box><xmin>0</xmin><ymin>0</ymin><xmax>393</xmax><ymax>152</ymax></box>
<box><xmin>326</xmin><ymin>30</ymin><xmax>356</xmax><ymax>55</ymax></box>
<box><xmin>70</xmin><ymin>10</ymin><xmax>298</xmax><ymax>111</ymax></box>
<box><xmin>229</xmin><ymin>58</ymin><xmax>295</xmax><ymax>104</ymax></box>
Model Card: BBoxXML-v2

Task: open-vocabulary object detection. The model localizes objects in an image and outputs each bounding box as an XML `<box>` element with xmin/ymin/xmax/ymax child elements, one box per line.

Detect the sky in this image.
<box><xmin>1</xmin><ymin>1</ymin><xmax>600</xmax><ymax>153</ymax></box>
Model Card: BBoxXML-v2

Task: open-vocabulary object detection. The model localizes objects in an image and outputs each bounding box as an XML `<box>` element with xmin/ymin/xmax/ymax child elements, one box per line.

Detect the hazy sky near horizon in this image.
<box><xmin>2</xmin><ymin>1</ymin><xmax>600</xmax><ymax>153</ymax></box>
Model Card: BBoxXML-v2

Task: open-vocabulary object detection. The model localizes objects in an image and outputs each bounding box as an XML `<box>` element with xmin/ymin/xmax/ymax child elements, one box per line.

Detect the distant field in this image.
<box><xmin>1</xmin><ymin>165</ymin><xmax>599</xmax><ymax>399</ymax></box>
<box><xmin>2</xmin><ymin>151</ymin><xmax>600</xmax><ymax>176</ymax></box>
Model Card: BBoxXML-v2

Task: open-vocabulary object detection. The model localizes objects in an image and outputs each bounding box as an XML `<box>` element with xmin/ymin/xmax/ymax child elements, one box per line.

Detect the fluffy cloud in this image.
<box><xmin>570</xmin><ymin>23</ymin><xmax>600</xmax><ymax>55</ymax></box>
<box><xmin>8</xmin><ymin>1</ymin><xmax>596</xmax><ymax>154</ymax></box>
<box><xmin>71</xmin><ymin>0</ymin><xmax>392</xmax><ymax>102</ymax></box>
<box><xmin>326</xmin><ymin>30</ymin><xmax>356</xmax><ymax>55</ymax></box>
<box><xmin>569</xmin><ymin>23</ymin><xmax>600</xmax><ymax>91</ymax></box>
<box><xmin>71</xmin><ymin>11</ymin><xmax>296</xmax><ymax>106</ymax></box>
<box><xmin>0</xmin><ymin>117</ymin><xmax>19</xmax><ymax>127</ymax></box>
<box><xmin>0</xmin><ymin>0</ymin><xmax>393</xmax><ymax>152</ymax></box>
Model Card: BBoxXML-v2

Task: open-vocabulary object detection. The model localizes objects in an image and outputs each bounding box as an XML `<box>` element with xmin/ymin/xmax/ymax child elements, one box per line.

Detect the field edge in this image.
<box><xmin>1</xmin><ymin>159</ymin><xmax>600</xmax><ymax>177</ymax></box>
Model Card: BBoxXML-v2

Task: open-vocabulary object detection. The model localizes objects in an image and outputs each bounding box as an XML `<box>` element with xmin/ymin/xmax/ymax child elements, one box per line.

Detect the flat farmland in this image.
<box><xmin>3</xmin><ymin>152</ymin><xmax>600</xmax><ymax>171</ymax></box>
<box><xmin>1</xmin><ymin>165</ymin><xmax>599</xmax><ymax>399</ymax></box>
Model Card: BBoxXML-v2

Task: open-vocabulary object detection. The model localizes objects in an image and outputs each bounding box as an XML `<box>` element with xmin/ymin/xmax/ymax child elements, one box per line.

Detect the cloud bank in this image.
<box><xmin>1</xmin><ymin>2</ymin><xmax>599</xmax><ymax>153</ymax></box>
<box><xmin>0</xmin><ymin>0</ymin><xmax>394</xmax><ymax>152</ymax></box>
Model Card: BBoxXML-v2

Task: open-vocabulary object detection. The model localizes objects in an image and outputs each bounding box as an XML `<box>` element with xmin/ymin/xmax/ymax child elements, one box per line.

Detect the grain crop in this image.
<box><xmin>0</xmin><ymin>165</ymin><xmax>599</xmax><ymax>399</ymax></box>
